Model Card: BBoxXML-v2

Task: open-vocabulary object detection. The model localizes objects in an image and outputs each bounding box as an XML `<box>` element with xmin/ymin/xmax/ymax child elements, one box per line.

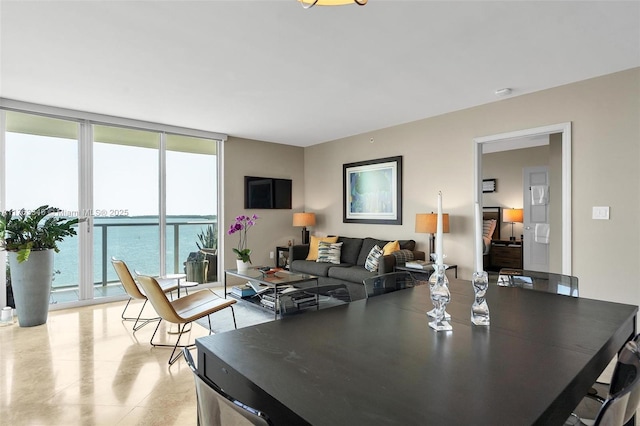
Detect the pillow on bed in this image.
<box><xmin>483</xmin><ymin>219</ymin><xmax>497</xmax><ymax>239</ymax></box>
<box><xmin>483</xmin><ymin>236</ymin><xmax>492</xmax><ymax>255</ymax></box>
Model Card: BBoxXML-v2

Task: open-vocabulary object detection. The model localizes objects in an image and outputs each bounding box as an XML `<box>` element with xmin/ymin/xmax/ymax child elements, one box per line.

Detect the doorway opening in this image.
<box><xmin>473</xmin><ymin>123</ymin><xmax>572</xmax><ymax>275</ymax></box>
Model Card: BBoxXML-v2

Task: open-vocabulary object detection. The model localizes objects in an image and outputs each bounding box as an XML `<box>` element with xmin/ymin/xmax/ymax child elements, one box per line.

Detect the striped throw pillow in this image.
<box><xmin>364</xmin><ymin>245</ymin><xmax>383</xmax><ymax>272</ymax></box>
<box><xmin>483</xmin><ymin>219</ymin><xmax>497</xmax><ymax>239</ymax></box>
<box><xmin>316</xmin><ymin>241</ymin><xmax>343</xmax><ymax>264</ymax></box>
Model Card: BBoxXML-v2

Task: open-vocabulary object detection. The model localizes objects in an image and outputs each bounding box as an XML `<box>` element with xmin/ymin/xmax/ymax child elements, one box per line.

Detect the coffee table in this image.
<box><xmin>224</xmin><ymin>268</ymin><xmax>319</xmax><ymax>319</ymax></box>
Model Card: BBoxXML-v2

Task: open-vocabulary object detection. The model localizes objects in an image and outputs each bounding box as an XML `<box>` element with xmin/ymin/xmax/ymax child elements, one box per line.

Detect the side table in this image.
<box><xmin>275</xmin><ymin>246</ymin><xmax>291</xmax><ymax>269</ymax></box>
<box><xmin>395</xmin><ymin>263</ymin><xmax>458</xmax><ymax>281</ymax></box>
<box><xmin>490</xmin><ymin>240</ymin><xmax>523</xmax><ymax>270</ymax></box>
<box><xmin>160</xmin><ymin>273</ymin><xmax>198</xmax><ymax>298</ymax></box>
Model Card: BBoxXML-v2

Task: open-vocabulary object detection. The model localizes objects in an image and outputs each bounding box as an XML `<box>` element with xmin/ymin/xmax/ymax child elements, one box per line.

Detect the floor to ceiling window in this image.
<box><xmin>3</xmin><ymin>111</ymin><xmax>82</xmax><ymax>304</ymax></box>
<box><xmin>166</xmin><ymin>134</ymin><xmax>218</xmax><ymax>281</ymax></box>
<box><xmin>0</xmin><ymin>101</ymin><xmax>224</xmax><ymax>308</ymax></box>
<box><xmin>92</xmin><ymin>125</ymin><xmax>160</xmax><ymax>299</ymax></box>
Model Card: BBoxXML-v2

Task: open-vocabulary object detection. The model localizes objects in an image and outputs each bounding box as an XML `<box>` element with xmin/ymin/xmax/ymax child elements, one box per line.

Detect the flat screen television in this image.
<box><xmin>244</xmin><ymin>176</ymin><xmax>292</xmax><ymax>209</ymax></box>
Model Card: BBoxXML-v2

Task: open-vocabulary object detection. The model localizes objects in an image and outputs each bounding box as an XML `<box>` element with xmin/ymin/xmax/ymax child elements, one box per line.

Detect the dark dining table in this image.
<box><xmin>195</xmin><ymin>279</ymin><xmax>637</xmax><ymax>425</ymax></box>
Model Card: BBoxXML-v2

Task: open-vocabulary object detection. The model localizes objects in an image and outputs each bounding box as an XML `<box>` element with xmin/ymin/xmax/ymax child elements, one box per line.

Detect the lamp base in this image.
<box><xmin>302</xmin><ymin>228</ymin><xmax>310</xmax><ymax>245</ymax></box>
<box><xmin>429</xmin><ymin>235</ymin><xmax>435</xmax><ymax>260</ymax></box>
<box><xmin>509</xmin><ymin>236</ymin><xmax>516</xmax><ymax>242</ymax></box>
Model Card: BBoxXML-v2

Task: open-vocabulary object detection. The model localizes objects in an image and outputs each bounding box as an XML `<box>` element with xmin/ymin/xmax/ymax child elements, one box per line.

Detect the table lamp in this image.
<box><xmin>503</xmin><ymin>208</ymin><xmax>523</xmax><ymax>241</ymax></box>
<box><xmin>293</xmin><ymin>212</ymin><xmax>316</xmax><ymax>245</ymax></box>
<box><xmin>415</xmin><ymin>212</ymin><xmax>450</xmax><ymax>257</ymax></box>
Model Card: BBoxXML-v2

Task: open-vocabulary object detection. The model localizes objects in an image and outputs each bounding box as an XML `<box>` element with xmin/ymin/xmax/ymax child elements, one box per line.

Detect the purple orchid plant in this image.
<box><xmin>227</xmin><ymin>214</ymin><xmax>259</xmax><ymax>263</ymax></box>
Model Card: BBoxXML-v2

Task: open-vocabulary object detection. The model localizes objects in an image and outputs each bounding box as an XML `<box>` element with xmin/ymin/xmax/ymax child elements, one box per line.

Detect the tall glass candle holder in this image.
<box><xmin>427</xmin><ymin>266</ymin><xmax>451</xmax><ymax>320</ymax></box>
<box><xmin>429</xmin><ymin>263</ymin><xmax>452</xmax><ymax>331</ymax></box>
<box><xmin>471</xmin><ymin>271</ymin><xmax>490</xmax><ymax>326</ymax></box>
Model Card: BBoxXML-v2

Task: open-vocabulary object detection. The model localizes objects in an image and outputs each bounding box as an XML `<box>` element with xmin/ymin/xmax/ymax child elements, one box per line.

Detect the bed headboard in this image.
<box><xmin>483</xmin><ymin>206</ymin><xmax>501</xmax><ymax>241</ymax></box>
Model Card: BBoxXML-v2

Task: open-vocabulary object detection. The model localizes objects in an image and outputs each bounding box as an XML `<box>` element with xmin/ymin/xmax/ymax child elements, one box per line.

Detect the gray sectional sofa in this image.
<box><xmin>289</xmin><ymin>236</ymin><xmax>425</xmax><ymax>301</ymax></box>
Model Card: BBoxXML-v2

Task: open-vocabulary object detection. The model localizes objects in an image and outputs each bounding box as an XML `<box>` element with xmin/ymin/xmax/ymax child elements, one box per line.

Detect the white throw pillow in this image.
<box><xmin>364</xmin><ymin>245</ymin><xmax>383</xmax><ymax>272</ymax></box>
<box><xmin>316</xmin><ymin>241</ymin><xmax>343</xmax><ymax>264</ymax></box>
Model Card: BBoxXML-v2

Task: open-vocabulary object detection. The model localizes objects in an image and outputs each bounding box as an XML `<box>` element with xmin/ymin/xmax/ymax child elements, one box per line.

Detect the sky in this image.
<box><xmin>5</xmin><ymin>133</ymin><xmax>217</xmax><ymax>217</ymax></box>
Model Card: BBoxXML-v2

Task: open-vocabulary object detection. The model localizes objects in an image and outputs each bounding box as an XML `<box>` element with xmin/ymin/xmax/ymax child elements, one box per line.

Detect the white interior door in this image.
<box><xmin>523</xmin><ymin>166</ymin><xmax>550</xmax><ymax>272</ymax></box>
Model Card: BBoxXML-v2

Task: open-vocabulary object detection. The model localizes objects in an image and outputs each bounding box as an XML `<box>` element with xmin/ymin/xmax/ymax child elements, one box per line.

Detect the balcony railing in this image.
<box><xmin>50</xmin><ymin>219</ymin><xmax>216</xmax><ymax>289</ymax></box>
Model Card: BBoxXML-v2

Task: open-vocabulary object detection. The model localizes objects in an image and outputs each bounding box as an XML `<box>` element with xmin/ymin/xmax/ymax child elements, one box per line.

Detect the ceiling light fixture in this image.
<box><xmin>299</xmin><ymin>0</ymin><xmax>367</xmax><ymax>9</ymax></box>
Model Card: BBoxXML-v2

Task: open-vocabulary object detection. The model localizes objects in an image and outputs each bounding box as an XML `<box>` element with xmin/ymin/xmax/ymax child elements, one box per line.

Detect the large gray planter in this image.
<box><xmin>8</xmin><ymin>249</ymin><xmax>53</xmax><ymax>327</ymax></box>
<box><xmin>185</xmin><ymin>260</ymin><xmax>209</xmax><ymax>284</ymax></box>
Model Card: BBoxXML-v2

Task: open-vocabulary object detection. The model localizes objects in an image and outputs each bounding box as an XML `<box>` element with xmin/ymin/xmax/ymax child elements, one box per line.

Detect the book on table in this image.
<box><xmin>231</xmin><ymin>284</ymin><xmax>257</xmax><ymax>298</ymax></box>
<box><xmin>404</xmin><ymin>260</ymin><xmax>432</xmax><ymax>269</ymax></box>
<box><xmin>246</xmin><ymin>281</ymin><xmax>272</xmax><ymax>296</ymax></box>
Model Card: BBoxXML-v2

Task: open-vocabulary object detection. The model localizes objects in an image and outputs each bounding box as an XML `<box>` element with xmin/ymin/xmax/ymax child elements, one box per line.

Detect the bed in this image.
<box><xmin>482</xmin><ymin>206</ymin><xmax>501</xmax><ymax>270</ymax></box>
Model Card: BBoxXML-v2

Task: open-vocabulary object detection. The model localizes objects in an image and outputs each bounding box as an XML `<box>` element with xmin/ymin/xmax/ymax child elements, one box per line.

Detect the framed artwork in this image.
<box><xmin>343</xmin><ymin>156</ymin><xmax>402</xmax><ymax>225</ymax></box>
<box><xmin>483</xmin><ymin>179</ymin><xmax>497</xmax><ymax>193</ymax></box>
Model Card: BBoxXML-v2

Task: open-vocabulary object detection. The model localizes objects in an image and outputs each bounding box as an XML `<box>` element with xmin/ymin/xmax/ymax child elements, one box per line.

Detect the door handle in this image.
<box><xmin>524</xmin><ymin>226</ymin><xmax>532</xmax><ymax>230</ymax></box>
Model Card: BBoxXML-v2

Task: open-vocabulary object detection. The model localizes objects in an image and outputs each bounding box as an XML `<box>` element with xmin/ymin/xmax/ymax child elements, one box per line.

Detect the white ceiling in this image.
<box><xmin>1</xmin><ymin>1</ymin><xmax>638</xmax><ymax>147</ymax></box>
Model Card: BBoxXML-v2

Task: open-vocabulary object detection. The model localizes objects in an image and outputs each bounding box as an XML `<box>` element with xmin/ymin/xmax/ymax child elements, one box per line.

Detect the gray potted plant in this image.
<box><xmin>196</xmin><ymin>224</ymin><xmax>217</xmax><ymax>282</ymax></box>
<box><xmin>0</xmin><ymin>206</ymin><xmax>79</xmax><ymax>327</ymax></box>
<box><xmin>184</xmin><ymin>251</ymin><xmax>209</xmax><ymax>284</ymax></box>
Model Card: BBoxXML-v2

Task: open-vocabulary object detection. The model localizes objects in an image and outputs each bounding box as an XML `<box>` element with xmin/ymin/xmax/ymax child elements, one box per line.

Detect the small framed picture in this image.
<box><xmin>483</xmin><ymin>179</ymin><xmax>496</xmax><ymax>193</ymax></box>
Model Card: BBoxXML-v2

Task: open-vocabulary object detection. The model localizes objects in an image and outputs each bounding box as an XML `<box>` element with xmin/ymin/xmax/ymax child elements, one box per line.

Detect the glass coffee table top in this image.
<box><xmin>226</xmin><ymin>268</ymin><xmax>317</xmax><ymax>286</ymax></box>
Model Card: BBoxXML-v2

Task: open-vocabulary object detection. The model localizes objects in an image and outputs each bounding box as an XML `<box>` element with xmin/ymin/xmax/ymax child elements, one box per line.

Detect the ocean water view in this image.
<box><xmin>49</xmin><ymin>216</ymin><xmax>216</xmax><ymax>289</ymax></box>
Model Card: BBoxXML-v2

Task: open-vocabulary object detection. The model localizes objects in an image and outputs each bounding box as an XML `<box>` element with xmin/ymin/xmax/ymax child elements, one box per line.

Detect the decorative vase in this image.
<box><xmin>428</xmin><ymin>263</ymin><xmax>452</xmax><ymax>332</ymax></box>
<box><xmin>8</xmin><ymin>249</ymin><xmax>53</xmax><ymax>327</ymax></box>
<box><xmin>471</xmin><ymin>271</ymin><xmax>490</xmax><ymax>326</ymax></box>
<box><xmin>236</xmin><ymin>259</ymin><xmax>250</xmax><ymax>272</ymax></box>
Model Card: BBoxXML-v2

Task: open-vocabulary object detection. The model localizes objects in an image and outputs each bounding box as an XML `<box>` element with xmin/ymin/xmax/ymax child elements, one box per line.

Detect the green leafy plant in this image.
<box><xmin>0</xmin><ymin>205</ymin><xmax>79</xmax><ymax>263</ymax></box>
<box><xmin>196</xmin><ymin>224</ymin><xmax>218</xmax><ymax>251</ymax></box>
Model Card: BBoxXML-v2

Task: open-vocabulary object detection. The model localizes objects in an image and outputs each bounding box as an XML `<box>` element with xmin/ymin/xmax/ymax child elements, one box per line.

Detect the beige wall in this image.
<box><xmin>302</xmin><ymin>67</ymin><xmax>640</xmax><ymax>306</ymax></box>
<box><xmin>223</xmin><ymin>137</ymin><xmax>304</xmax><ymax>271</ymax></box>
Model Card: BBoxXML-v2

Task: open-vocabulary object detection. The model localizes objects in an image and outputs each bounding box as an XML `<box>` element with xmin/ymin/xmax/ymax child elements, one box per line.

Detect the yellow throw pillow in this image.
<box><xmin>383</xmin><ymin>240</ymin><xmax>400</xmax><ymax>255</ymax></box>
<box><xmin>306</xmin><ymin>236</ymin><xmax>339</xmax><ymax>261</ymax></box>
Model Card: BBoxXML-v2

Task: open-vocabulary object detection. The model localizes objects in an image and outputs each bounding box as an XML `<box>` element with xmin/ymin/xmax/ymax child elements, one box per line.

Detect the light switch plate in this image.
<box><xmin>592</xmin><ymin>206</ymin><xmax>610</xmax><ymax>220</ymax></box>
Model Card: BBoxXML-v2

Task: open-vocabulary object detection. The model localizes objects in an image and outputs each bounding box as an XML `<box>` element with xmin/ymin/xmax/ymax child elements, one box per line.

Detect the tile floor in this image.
<box><xmin>0</xmin><ymin>296</ymin><xmax>217</xmax><ymax>425</ymax></box>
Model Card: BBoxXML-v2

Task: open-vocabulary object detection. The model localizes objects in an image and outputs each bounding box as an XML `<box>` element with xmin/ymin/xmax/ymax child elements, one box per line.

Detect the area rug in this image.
<box><xmin>194</xmin><ymin>292</ymin><xmax>273</xmax><ymax>334</ymax></box>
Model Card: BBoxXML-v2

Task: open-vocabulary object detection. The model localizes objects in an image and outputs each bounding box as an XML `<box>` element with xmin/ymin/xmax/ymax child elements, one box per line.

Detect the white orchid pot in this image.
<box><xmin>8</xmin><ymin>249</ymin><xmax>53</xmax><ymax>327</ymax></box>
<box><xmin>236</xmin><ymin>259</ymin><xmax>250</xmax><ymax>272</ymax></box>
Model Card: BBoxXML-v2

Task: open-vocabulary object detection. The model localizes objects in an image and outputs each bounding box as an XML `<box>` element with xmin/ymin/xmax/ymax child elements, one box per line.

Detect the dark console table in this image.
<box><xmin>196</xmin><ymin>280</ymin><xmax>637</xmax><ymax>425</ymax></box>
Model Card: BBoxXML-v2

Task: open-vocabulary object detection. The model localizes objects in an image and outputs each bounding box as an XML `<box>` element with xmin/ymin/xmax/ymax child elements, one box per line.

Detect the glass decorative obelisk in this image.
<box><xmin>471</xmin><ymin>202</ymin><xmax>490</xmax><ymax>326</ymax></box>
<box><xmin>429</xmin><ymin>262</ymin><xmax>452</xmax><ymax>331</ymax></box>
<box><xmin>427</xmin><ymin>253</ymin><xmax>451</xmax><ymax>320</ymax></box>
<box><xmin>428</xmin><ymin>191</ymin><xmax>452</xmax><ymax>331</ymax></box>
